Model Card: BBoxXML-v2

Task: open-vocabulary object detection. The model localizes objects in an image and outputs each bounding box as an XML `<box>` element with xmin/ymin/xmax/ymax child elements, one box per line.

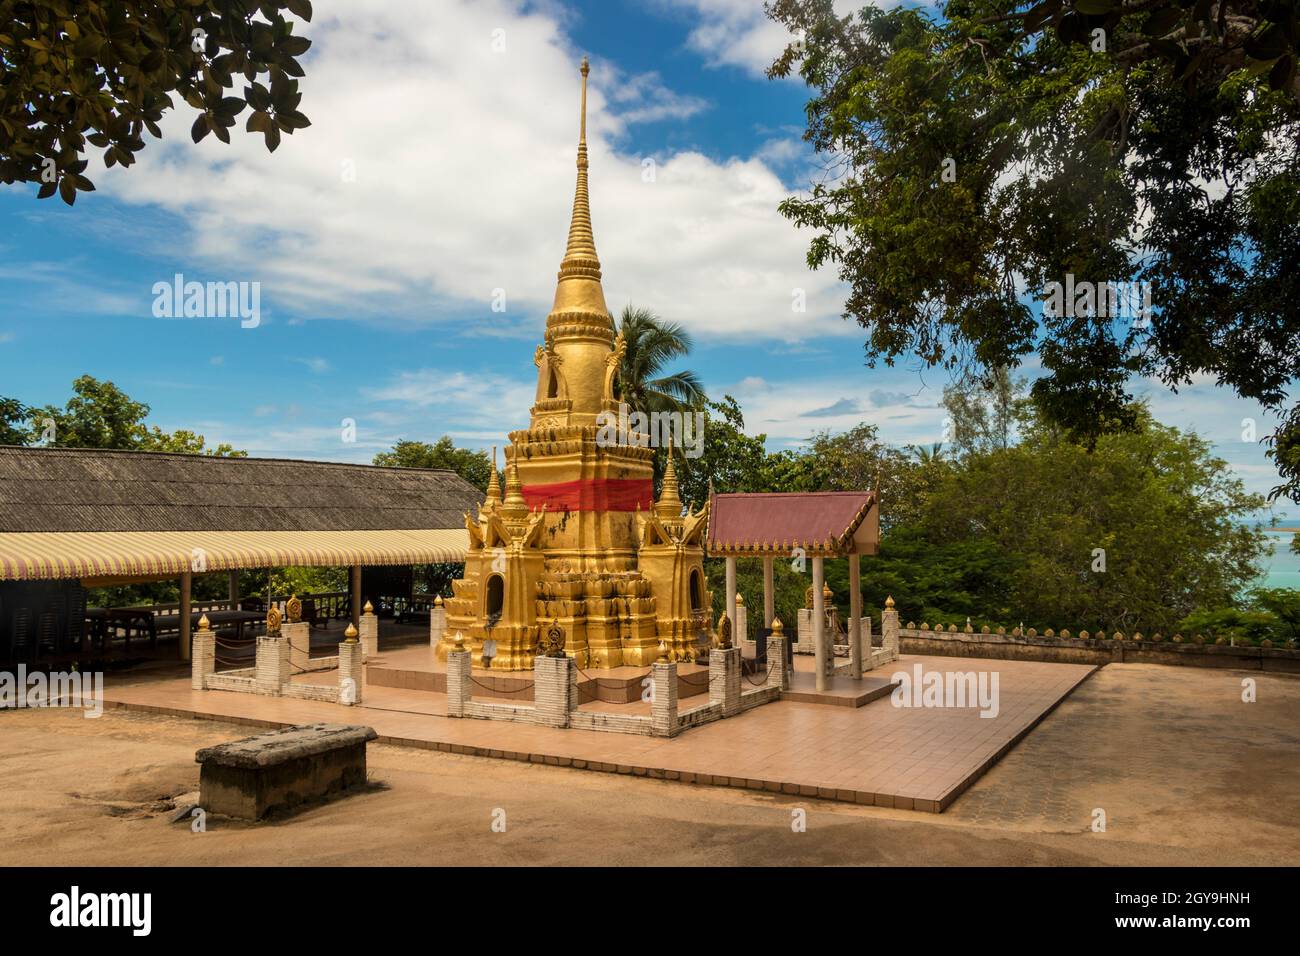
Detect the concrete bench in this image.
<box><xmin>196</xmin><ymin>723</ymin><xmax>377</xmax><ymax>820</ymax></box>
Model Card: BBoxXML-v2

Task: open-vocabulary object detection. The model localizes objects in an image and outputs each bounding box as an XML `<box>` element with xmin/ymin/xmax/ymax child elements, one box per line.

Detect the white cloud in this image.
<box><xmin>660</xmin><ymin>0</ymin><xmax>876</xmax><ymax>77</ymax></box>
<box><xmin>92</xmin><ymin>0</ymin><xmax>846</xmax><ymax>343</ymax></box>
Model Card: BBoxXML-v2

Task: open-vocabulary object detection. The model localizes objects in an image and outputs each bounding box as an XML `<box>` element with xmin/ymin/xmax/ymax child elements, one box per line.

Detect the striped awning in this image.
<box><xmin>0</xmin><ymin>528</ymin><xmax>470</xmax><ymax>581</ymax></box>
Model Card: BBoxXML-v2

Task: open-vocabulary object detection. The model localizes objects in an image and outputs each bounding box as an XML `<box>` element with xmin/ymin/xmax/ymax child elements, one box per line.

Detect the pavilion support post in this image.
<box><xmin>359</xmin><ymin>601</ymin><xmax>378</xmax><ymax>658</ymax></box>
<box><xmin>724</xmin><ymin>556</ymin><xmax>737</xmax><ymax>645</ymax></box>
<box><xmin>350</xmin><ymin>564</ymin><xmax>362</xmax><ymax>628</ymax></box>
<box><xmin>228</xmin><ymin>569</ymin><xmax>239</xmax><ymax>610</ymax></box>
<box><xmin>812</xmin><ymin>556</ymin><xmax>826</xmax><ymax>691</ymax></box>
<box><xmin>849</xmin><ymin>552</ymin><xmax>863</xmax><ymax>680</ymax></box>
<box><xmin>179</xmin><ymin>570</ymin><xmax>192</xmax><ymax>662</ymax></box>
<box><xmin>762</xmin><ymin>556</ymin><xmax>774</xmax><ymax>636</ymax></box>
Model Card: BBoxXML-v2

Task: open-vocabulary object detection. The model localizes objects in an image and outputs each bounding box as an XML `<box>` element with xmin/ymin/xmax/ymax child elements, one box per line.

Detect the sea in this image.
<box><xmin>1259</xmin><ymin>529</ymin><xmax>1300</xmax><ymax>590</ymax></box>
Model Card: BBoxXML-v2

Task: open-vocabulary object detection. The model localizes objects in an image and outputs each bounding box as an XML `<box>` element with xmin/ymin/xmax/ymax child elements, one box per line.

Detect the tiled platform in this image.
<box><xmin>104</xmin><ymin>654</ymin><xmax>1096</xmax><ymax>811</ymax></box>
<box><xmin>365</xmin><ymin>645</ymin><xmax>714</xmax><ymax>704</ymax></box>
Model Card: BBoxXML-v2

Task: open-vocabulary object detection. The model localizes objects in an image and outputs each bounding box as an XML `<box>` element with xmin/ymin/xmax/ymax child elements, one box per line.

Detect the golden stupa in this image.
<box><xmin>434</xmin><ymin>58</ymin><xmax>711</xmax><ymax>670</ymax></box>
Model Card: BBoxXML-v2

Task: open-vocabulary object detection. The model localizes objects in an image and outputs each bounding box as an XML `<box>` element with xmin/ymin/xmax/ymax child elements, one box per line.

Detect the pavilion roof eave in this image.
<box><xmin>703</xmin><ymin>490</ymin><xmax>879</xmax><ymax>558</ymax></box>
<box><xmin>0</xmin><ymin>528</ymin><xmax>471</xmax><ymax>583</ymax></box>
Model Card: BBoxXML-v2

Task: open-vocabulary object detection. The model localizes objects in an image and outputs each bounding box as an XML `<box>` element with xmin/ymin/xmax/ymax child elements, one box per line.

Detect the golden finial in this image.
<box><xmin>770</xmin><ymin>616</ymin><xmax>784</xmax><ymax>635</ymax></box>
<box><xmin>453</xmin><ymin>630</ymin><xmax>465</xmax><ymax>650</ymax></box>
<box><xmin>717</xmin><ymin>612</ymin><xmax>732</xmax><ymax>649</ymax></box>
<box><xmin>344</xmin><ymin>622</ymin><xmax>358</xmax><ymax>643</ymax></box>
<box><xmin>579</xmin><ymin>55</ymin><xmax>589</xmax><ymax>144</ymax></box>
<box><xmin>286</xmin><ymin>593</ymin><xmax>302</xmax><ymax>623</ymax></box>
<box><xmin>363</xmin><ymin>599</ymin><xmax>373</xmax><ymax>615</ymax></box>
<box><xmin>656</xmin><ymin>638</ymin><xmax>669</xmax><ymax>663</ymax></box>
<box><xmin>735</xmin><ymin>592</ymin><xmax>745</xmax><ymax>606</ymax></box>
<box><xmin>822</xmin><ymin>582</ymin><xmax>833</xmax><ymax>599</ymax></box>
<box><xmin>885</xmin><ymin>595</ymin><xmax>895</xmax><ymax>608</ymax></box>
<box><xmin>197</xmin><ymin>613</ymin><xmax>210</xmax><ymax>631</ymax></box>
<box><xmin>266</xmin><ymin>602</ymin><xmax>282</xmax><ymax>636</ymax></box>
<box><xmin>434</xmin><ymin>594</ymin><xmax>443</xmax><ymax>607</ymax></box>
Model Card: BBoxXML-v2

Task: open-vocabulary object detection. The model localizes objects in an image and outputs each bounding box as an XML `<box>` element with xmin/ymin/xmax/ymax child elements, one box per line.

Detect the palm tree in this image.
<box><xmin>911</xmin><ymin>442</ymin><xmax>946</xmax><ymax>466</ymax></box>
<box><xmin>615</xmin><ymin>305</ymin><xmax>706</xmax><ymax>415</ymax></box>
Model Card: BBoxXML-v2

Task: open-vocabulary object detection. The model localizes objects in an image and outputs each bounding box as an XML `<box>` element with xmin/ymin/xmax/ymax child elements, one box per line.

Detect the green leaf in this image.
<box><xmin>190</xmin><ymin>113</ymin><xmax>210</xmax><ymax>143</ymax></box>
<box><xmin>279</xmin><ymin>35</ymin><xmax>311</xmax><ymax>56</ymax></box>
<box><xmin>1268</xmin><ymin>54</ymin><xmax>1296</xmax><ymax>91</ymax></box>
<box><xmin>1143</xmin><ymin>8</ymin><xmax>1183</xmax><ymax>37</ymax></box>
<box><xmin>246</xmin><ymin>110</ymin><xmax>272</xmax><ymax>134</ymax></box>
<box><xmin>286</xmin><ymin>0</ymin><xmax>314</xmax><ymax>20</ymax></box>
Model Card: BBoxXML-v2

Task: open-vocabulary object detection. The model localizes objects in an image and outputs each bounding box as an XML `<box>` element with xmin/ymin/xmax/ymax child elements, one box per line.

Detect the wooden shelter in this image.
<box><xmin>0</xmin><ymin>446</ymin><xmax>481</xmax><ymax>665</ymax></box>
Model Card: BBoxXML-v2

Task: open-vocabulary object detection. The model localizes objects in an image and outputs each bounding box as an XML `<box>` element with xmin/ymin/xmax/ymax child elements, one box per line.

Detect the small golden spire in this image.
<box><xmin>655</xmin><ymin>437</ymin><xmax>683</xmax><ymax>521</ymax></box>
<box><xmin>484</xmin><ymin>446</ymin><xmax>502</xmax><ymax>507</ymax></box>
<box><xmin>770</xmin><ymin>616</ymin><xmax>784</xmax><ymax>635</ymax></box>
<box><xmin>434</xmin><ymin>594</ymin><xmax>443</xmax><ymax>607</ymax></box>
<box><xmin>197</xmin><ymin>613</ymin><xmax>210</xmax><ymax>631</ymax></box>
<box><xmin>363</xmin><ymin>599</ymin><xmax>373</xmax><ymax>615</ymax></box>
<box><xmin>344</xmin><ymin>622</ymin><xmax>358</xmax><ymax>643</ymax></box>
<box><xmin>735</xmin><ymin>592</ymin><xmax>745</xmax><ymax>607</ymax></box>
<box><xmin>502</xmin><ymin>454</ymin><xmax>528</xmax><ymax>519</ymax></box>
<box><xmin>885</xmin><ymin>595</ymin><xmax>895</xmax><ymax>608</ymax></box>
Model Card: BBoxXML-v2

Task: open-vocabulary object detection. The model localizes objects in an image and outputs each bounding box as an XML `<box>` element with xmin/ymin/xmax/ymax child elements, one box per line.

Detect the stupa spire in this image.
<box><xmin>549</xmin><ymin>56</ymin><xmax>610</xmax><ymax>325</ymax></box>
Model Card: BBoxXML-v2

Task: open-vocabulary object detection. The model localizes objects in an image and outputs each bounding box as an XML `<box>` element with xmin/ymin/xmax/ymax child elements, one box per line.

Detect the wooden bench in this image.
<box><xmin>195</xmin><ymin>723</ymin><xmax>377</xmax><ymax>820</ymax></box>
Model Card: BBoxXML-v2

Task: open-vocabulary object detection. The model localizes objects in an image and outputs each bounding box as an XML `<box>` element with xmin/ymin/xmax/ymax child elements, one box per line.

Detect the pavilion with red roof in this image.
<box><xmin>706</xmin><ymin>490</ymin><xmax>880</xmax><ymax>690</ymax></box>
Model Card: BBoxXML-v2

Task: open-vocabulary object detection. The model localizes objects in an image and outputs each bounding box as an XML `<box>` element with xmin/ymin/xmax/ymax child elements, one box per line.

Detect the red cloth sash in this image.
<box><xmin>521</xmin><ymin>478</ymin><xmax>653</xmax><ymax>512</ymax></box>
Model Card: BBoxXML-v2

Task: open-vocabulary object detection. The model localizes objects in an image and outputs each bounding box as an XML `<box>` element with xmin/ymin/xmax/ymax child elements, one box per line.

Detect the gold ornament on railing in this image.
<box><xmin>717</xmin><ymin>612</ymin><xmax>733</xmax><ymax>649</ymax></box>
<box><xmin>344</xmin><ymin>622</ymin><xmax>358</xmax><ymax>643</ymax></box>
<box><xmin>285</xmin><ymin>593</ymin><xmax>302</xmax><ymax>624</ymax></box>
<box><xmin>266</xmin><ymin>603</ymin><xmax>282</xmax><ymax>636</ymax></box>
<box><xmin>545</xmin><ymin>620</ymin><xmax>567</xmax><ymax>658</ymax></box>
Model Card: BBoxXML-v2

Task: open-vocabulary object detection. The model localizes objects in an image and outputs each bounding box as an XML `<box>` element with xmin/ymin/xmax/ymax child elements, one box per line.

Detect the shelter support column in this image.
<box><xmin>849</xmin><ymin>552</ymin><xmax>862</xmax><ymax>679</ymax></box>
<box><xmin>350</xmin><ymin>564</ymin><xmax>362</xmax><ymax>628</ymax></box>
<box><xmin>228</xmin><ymin>569</ymin><xmax>239</xmax><ymax>609</ymax></box>
<box><xmin>179</xmin><ymin>570</ymin><xmax>192</xmax><ymax>661</ymax></box>
<box><xmin>725</xmin><ymin>556</ymin><xmax>737</xmax><ymax>645</ymax></box>
<box><xmin>812</xmin><ymin>556</ymin><xmax>826</xmax><ymax>691</ymax></box>
<box><xmin>762</xmin><ymin>556</ymin><xmax>774</xmax><ymax>635</ymax></box>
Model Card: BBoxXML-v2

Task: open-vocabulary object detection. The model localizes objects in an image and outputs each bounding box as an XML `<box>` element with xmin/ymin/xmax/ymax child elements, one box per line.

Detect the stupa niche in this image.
<box><xmin>436</xmin><ymin>58</ymin><xmax>711</xmax><ymax>670</ymax></box>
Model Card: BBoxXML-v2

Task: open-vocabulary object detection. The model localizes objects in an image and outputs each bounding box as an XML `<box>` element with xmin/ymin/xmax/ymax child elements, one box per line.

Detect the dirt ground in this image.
<box><xmin>1</xmin><ymin>662</ymin><xmax>1297</xmax><ymax>866</ymax></box>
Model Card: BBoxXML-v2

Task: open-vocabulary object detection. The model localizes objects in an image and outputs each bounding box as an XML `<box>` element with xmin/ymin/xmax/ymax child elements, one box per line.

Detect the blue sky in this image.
<box><xmin>0</xmin><ymin>0</ymin><xmax>1292</xmax><ymax>525</ymax></box>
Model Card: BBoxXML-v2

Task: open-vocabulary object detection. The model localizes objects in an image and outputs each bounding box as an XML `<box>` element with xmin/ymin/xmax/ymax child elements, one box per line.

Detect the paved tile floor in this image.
<box><xmin>103</xmin><ymin>654</ymin><xmax>1095</xmax><ymax>812</ymax></box>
